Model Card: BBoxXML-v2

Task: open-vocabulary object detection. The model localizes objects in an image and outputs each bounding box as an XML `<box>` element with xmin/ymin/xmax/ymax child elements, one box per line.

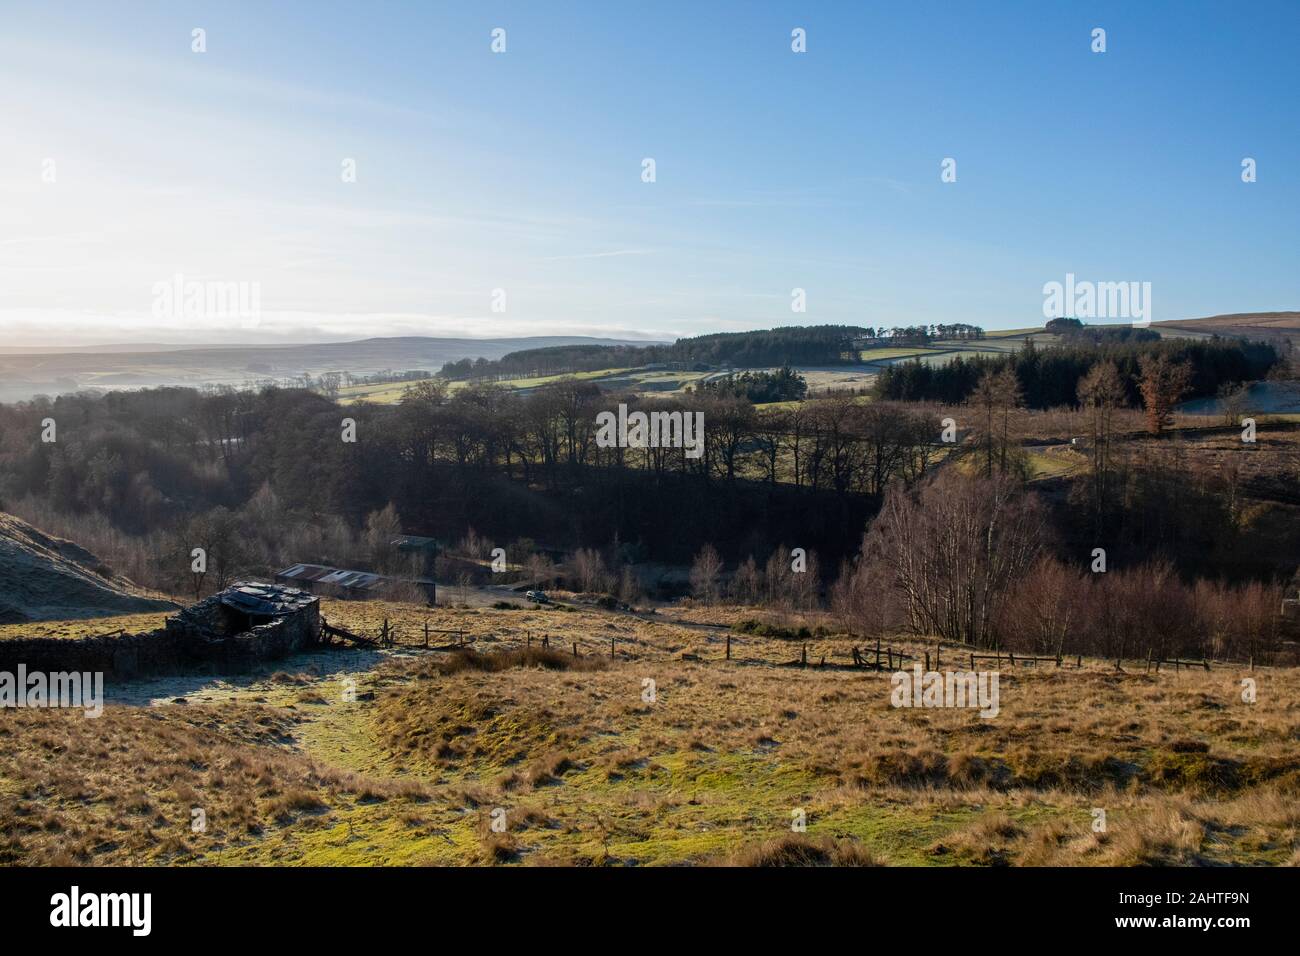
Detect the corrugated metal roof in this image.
<box><xmin>276</xmin><ymin>563</ymin><xmax>336</xmax><ymax>583</ymax></box>
<box><xmin>320</xmin><ymin>569</ymin><xmax>382</xmax><ymax>589</ymax></box>
<box><xmin>275</xmin><ymin>564</ymin><xmax>415</xmax><ymax>592</ymax></box>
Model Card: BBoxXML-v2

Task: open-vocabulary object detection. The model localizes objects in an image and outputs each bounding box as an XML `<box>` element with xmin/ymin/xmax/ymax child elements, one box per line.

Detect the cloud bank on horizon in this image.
<box><xmin>0</xmin><ymin>1</ymin><xmax>1296</xmax><ymax>347</ymax></box>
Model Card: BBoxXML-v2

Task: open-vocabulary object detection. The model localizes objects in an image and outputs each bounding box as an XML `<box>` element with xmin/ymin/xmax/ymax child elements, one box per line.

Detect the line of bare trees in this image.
<box><xmin>396</xmin><ymin>379</ymin><xmax>943</xmax><ymax>496</ymax></box>
<box><xmin>828</xmin><ymin>469</ymin><xmax>1289</xmax><ymax>662</ymax></box>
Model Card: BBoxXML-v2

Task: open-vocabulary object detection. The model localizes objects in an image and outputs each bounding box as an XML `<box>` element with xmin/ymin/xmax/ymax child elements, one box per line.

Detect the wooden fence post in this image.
<box><xmin>424</xmin><ymin>621</ymin><xmax>429</xmax><ymax>648</ymax></box>
<box><xmin>726</xmin><ymin>633</ymin><xmax>732</xmax><ymax>660</ymax></box>
<box><xmin>611</xmin><ymin>637</ymin><xmax>615</xmax><ymax>659</ymax></box>
<box><xmin>572</xmin><ymin>641</ymin><xmax>578</xmax><ymax>658</ymax></box>
<box><xmin>875</xmin><ymin>637</ymin><xmax>882</xmax><ymax>670</ymax></box>
<box><xmin>935</xmin><ymin>643</ymin><xmax>940</xmax><ymax>669</ymax></box>
<box><xmin>801</xmin><ymin>644</ymin><xmax>808</xmax><ymax>667</ymax></box>
<box><xmin>970</xmin><ymin>652</ymin><xmax>975</xmax><ymax>670</ymax></box>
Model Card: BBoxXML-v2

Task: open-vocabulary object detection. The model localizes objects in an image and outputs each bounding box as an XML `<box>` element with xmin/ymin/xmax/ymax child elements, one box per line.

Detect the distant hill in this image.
<box><xmin>1156</xmin><ymin>311</ymin><xmax>1300</xmax><ymax>346</ymax></box>
<box><xmin>439</xmin><ymin>325</ymin><xmax>899</xmax><ymax>380</ymax></box>
<box><xmin>0</xmin><ymin>336</ymin><xmax>660</xmax><ymax>403</ymax></box>
<box><xmin>0</xmin><ymin>513</ymin><xmax>176</xmax><ymax>624</ymax></box>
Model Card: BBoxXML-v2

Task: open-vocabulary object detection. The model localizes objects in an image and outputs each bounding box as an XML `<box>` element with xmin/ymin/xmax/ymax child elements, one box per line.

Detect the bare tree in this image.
<box><xmin>1077</xmin><ymin>360</ymin><xmax>1125</xmax><ymax>525</ymax></box>
<box><xmin>571</xmin><ymin>547</ymin><xmax>610</xmax><ymax>594</ymax></box>
<box><xmin>996</xmin><ymin>557</ymin><xmax>1084</xmax><ymax>656</ymax></box>
<box><xmin>524</xmin><ymin>552</ymin><xmax>558</xmax><ymax>589</ymax></box>
<box><xmin>730</xmin><ymin>555</ymin><xmax>764</xmax><ymax>604</ymax></box>
<box><xmin>764</xmin><ymin>545</ymin><xmax>795</xmax><ymax>609</ymax></box>
<box><xmin>363</xmin><ymin>503</ymin><xmax>402</xmax><ymax>572</ymax></box>
<box><xmin>689</xmin><ymin>543</ymin><xmax>724</xmax><ymax>604</ymax></box>
<box><xmin>864</xmin><ymin>470</ymin><xmax>1047</xmax><ymax>648</ymax></box>
<box><xmin>971</xmin><ymin>368</ymin><xmax>1022</xmax><ymax>476</ymax></box>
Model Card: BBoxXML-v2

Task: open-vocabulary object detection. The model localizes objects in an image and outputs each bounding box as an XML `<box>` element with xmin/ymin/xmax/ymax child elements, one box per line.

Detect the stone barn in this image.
<box><xmin>0</xmin><ymin>582</ymin><xmax>321</xmax><ymax>679</ymax></box>
<box><xmin>171</xmin><ymin>582</ymin><xmax>320</xmax><ymax>670</ymax></box>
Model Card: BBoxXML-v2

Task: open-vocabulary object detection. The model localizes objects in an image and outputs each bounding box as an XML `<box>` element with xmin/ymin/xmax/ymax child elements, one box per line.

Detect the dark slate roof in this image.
<box><xmin>219</xmin><ymin>582</ymin><xmax>317</xmax><ymax>616</ymax></box>
<box><xmin>391</xmin><ymin>535</ymin><xmax>440</xmax><ymax>551</ymax></box>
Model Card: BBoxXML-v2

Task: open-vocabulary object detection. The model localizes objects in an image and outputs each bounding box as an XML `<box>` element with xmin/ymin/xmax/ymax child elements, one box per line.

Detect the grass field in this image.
<box><xmin>857</xmin><ymin>347</ymin><xmax>940</xmax><ymax>361</ymax></box>
<box><xmin>332</xmin><ymin>332</ymin><xmax>1063</xmax><ymax>408</ymax></box>
<box><xmin>3</xmin><ymin>598</ymin><xmax>1296</xmax><ymax>866</ymax></box>
<box><xmin>340</xmin><ymin>369</ymin><xmax>655</xmax><ymax>405</ymax></box>
<box><xmin>332</xmin><ymin>329</ymin><xmax>1089</xmax><ymax>409</ymax></box>
<box><xmin>0</xmin><ymin>610</ymin><xmax>173</xmax><ymax>642</ymax></box>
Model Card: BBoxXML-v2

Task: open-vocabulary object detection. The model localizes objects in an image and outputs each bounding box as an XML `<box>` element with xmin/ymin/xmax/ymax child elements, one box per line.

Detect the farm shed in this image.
<box><xmin>391</xmin><ymin>534</ymin><xmax>440</xmax><ymax>581</ymax></box>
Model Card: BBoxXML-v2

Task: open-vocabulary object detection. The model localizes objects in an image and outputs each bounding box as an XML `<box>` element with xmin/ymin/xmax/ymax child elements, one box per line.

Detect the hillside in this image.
<box><xmin>0</xmin><ymin>513</ymin><xmax>176</xmax><ymax>624</ymax></box>
<box><xmin>1156</xmin><ymin>311</ymin><xmax>1300</xmax><ymax>346</ymax></box>
<box><xmin>0</xmin><ymin>335</ymin><xmax>660</xmax><ymax>403</ymax></box>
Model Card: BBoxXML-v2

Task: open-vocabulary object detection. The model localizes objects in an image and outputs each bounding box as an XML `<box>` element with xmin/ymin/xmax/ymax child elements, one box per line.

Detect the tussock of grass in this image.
<box><xmin>422</xmin><ymin>646</ymin><xmax>608</xmax><ymax>676</ymax></box>
<box><xmin>732</xmin><ymin>619</ymin><xmax>830</xmax><ymax>641</ymax></box>
<box><xmin>720</xmin><ymin>835</ymin><xmax>885</xmax><ymax>867</ymax></box>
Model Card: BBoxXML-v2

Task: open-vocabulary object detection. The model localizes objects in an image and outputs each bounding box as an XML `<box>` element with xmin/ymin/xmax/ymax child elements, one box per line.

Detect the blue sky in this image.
<box><xmin>0</xmin><ymin>0</ymin><xmax>1296</xmax><ymax>345</ymax></box>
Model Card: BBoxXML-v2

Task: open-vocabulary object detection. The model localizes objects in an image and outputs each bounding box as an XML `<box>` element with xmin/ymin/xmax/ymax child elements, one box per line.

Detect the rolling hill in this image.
<box><xmin>1155</xmin><ymin>311</ymin><xmax>1300</xmax><ymax>345</ymax></box>
<box><xmin>0</xmin><ymin>335</ymin><xmax>661</xmax><ymax>403</ymax></box>
<box><xmin>0</xmin><ymin>513</ymin><xmax>176</xmax><ymax>624</ymax></box>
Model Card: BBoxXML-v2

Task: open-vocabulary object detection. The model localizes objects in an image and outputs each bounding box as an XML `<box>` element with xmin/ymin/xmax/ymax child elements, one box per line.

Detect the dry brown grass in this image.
<box><xmin>0</xmin><ymin>610</ymin><xmax>173</xmax><ymax>642</ymax></box>
<box><xmin>719</xmin><ymin>834</ymin><xmax>886</xmax><ymax>867</ymax></box>
<box><xmin>2</xmin><ymin>597</ymin><xmax>1297</xmax><ymax>866</ymax></box>
<box><xmin>0</xmin><ymin>701</ymin><xmax>433</xmax><ymax>865</ymax></box>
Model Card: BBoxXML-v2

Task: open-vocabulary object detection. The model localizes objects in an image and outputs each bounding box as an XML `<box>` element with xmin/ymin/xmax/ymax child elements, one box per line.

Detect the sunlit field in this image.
<box><xmin>3</xmin><ymin>598</ymin><xmax>1296</xmax><ymax>867</ymax></box>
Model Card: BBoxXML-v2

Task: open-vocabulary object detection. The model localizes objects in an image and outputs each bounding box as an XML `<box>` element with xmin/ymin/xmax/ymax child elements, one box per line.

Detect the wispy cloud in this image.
<box><xmin>540</xmin><ymin>249</ymin><xmax>651</xmax><ymax>261</ymax></box>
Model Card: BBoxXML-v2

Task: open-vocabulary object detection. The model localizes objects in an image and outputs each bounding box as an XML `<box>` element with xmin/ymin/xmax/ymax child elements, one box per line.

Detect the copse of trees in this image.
<box><xmin>872</xmin><ymin>337</ymin><xmax>1278</xmax><ymax>409</ymax></box>
<box><xmin>658</xmin><ymin>325</ymin><xmax>869</xmax><ymax>366</ymax></box>
<box><xmin>438</xmin><ymin>345</ymin><xmax>647</xmax><ymax>380</ymax></box>
<box><xmin>827</xmin><ymin>469</ymin><xmax>1289</xmax><ymax>662</ymax></box>
<box><xmin>692</xmin><ymin>366</ymin><xmax>808</xmax><ymax>403</ymax></box>
<box><xmin>436</xmin><ymin>324</ymin><xmax>998</xmax><ymax>383</ymax></box>
<box><xmin>0</xmin><ymin>380</ymin><xmax>947</xmax><ymax>592</ymax></box>
<box><xmin>438</xmin><ymin>326</ymin><xmax>890</xmax><ymax>381</ymax></box>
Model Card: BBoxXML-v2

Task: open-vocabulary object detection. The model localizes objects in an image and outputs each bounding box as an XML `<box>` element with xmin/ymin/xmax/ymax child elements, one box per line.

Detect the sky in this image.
<box><xmin>0</xmin><ymin>0</ymin><xmax>1297</xmax><ymax>347</ymax></box>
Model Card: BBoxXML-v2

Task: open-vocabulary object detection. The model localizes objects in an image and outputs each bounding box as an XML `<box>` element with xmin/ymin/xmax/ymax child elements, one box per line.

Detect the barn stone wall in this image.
<box><xmin>0</xmin><ymin>590</ymin><xmax>320</xmax><ymax>679</ymax></box>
